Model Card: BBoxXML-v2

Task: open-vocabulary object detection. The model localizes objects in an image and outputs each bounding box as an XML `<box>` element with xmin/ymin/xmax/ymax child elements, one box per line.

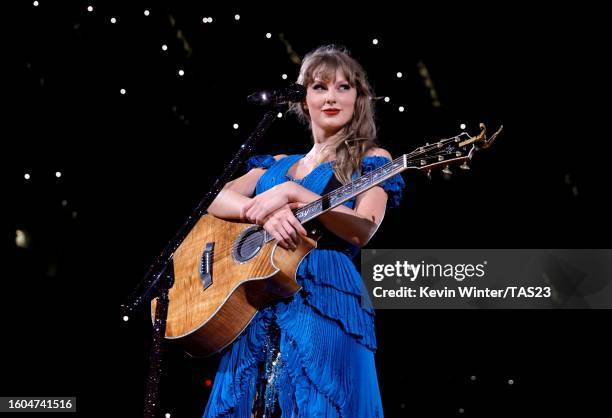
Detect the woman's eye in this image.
<box><xmin>311</xmin><ymin>83</ymin><xmax>350</xmax><ymax>90</ymax></box>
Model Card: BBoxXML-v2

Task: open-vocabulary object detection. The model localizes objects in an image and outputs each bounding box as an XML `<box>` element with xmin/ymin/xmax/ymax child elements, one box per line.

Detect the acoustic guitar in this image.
<box><xmin>152</xmin><ymin>124</ymin><xmax>502</xmax><ymax>357</ymax></box>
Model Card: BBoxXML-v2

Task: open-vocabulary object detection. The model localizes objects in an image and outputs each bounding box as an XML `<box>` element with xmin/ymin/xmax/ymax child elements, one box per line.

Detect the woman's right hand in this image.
<box><xmin>262</xmin><ymin>202</ymin><xmax>308</xmax><ymax>250</ymax></box>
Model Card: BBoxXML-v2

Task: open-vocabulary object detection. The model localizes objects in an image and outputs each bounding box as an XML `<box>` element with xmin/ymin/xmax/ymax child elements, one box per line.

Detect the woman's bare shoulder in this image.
<box><xmin>364</xmin><ymin>147</ymin><xmax>392</xmax><ymax>159</ymax></box>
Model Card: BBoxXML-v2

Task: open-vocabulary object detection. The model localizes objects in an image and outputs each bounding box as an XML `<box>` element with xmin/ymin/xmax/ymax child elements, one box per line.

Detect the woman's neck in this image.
<box><xmin>307</xmin><ymin>127</ymin><xmax>342</xmax><ymax>162</ymax></box>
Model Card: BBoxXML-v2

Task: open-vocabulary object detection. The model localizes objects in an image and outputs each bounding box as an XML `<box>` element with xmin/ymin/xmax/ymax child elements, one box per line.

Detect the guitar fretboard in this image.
<box><xmin>293</xmin><ymin>155</ymin><xmax>407</xmax><ymax>224</ymax></box>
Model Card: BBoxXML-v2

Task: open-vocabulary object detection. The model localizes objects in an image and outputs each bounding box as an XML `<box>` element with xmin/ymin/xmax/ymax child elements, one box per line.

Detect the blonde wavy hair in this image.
<box><xmin>289</xmin><ymin>45</ymin><xmax>378</xmax><ymax>184</ymax></box>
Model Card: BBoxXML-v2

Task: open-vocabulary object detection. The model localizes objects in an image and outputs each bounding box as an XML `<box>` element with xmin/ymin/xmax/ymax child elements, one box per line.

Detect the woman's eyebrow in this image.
<box><xmin>312</xmin><ymin>77</ymin><xmax>344</xmax><ymax>84</ymax></box>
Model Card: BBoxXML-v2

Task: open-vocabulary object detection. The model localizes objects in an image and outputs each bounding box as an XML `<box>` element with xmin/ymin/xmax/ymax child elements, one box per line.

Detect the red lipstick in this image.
<box><xmin>323</xmin><ymin>108</ymin><xmax>340</xmax><ymax>115</ymax></box>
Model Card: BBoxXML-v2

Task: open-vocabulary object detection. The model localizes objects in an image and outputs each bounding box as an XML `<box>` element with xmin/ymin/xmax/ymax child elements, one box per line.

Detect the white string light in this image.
<box><xmin>384</xmin><ymin>97</ymin><xmax>390</xmax><ymax>103</ymax></box>
<box><xmin>265</xmin><ymin>32</ymin><xmax>272</xmax><ymax>39</ymax></box>
<box><xmin>178</xmin><ymin>69</ymin><xmax>184</xmax><ymax>76</ymax></box>
<box><xmin>398</xmin><ymin>106</ymin><xmax>405</xmax><ymax>112</ymax></box>
<box><xmin>234</xmin><ymin>14</ymin><xmax>240</xmax><ymax>21</ymax></box>
<box><xmin>277</xmin><ymin>112</ymin><xmax>283</xmax><ymax>118</ymax></box>
<box><xmin>33</xmin><ymin>1</ymin><xmax>39</xmax><ymax>7</ymax></box>
<box><xmin>233</xmin><ymin>123</ymin><xmax>239</xmax><ymax>129</ymax></box>
<box><xmin>24</xmin><ymin>173</ymin><xmax>31</xmax><ymax>180</ymax></box>
<box><xmin>110</xmin><ymin>17</ymin><xmax>117</xmax><ymax>24</ymax></box>
<box><xmin>144</xmin><ymin>10</ymin><xmax>150</xmax><ymax>16</ymax></box>
<box><xmin>161</xmin><ymin>44</ymin><xmax>168</xmax><ymax>51</ymax></box>
<box><xmin>372</xmin><ymin>39</ymin><xmax>379</xmax><ymax>45</ymax></box>
<box><xmin>120</xmin><ymin>88</ymin><xmax>126</xmax><ymax>95</ymax></box>
<box><xmin>460</xmin><ymin>123</ymin><xmax>466</xmax><ymax>130</ymax></box>
<box><xmin>396</xmin><ymin>72</ymin><xmax>403</xmax><ymax>78</ymax></box>
<box><xmin>281</xmin><ymin>74</ymin><xmax>287</xmax><ymax>80</ymax></box>
<box><xmin>16</xmin><ymin>230</ymin><xmax>29</xmax><ymax>248</ymax></box>
<box><xmin>87</xmin><ymin>5</ymin><xmax>93</xmax><ymax>12</ymax></box>
<box><xmin>55</xmin><ymin>171</ymin><xmax>62</xmax><ymax>178</ymax></box>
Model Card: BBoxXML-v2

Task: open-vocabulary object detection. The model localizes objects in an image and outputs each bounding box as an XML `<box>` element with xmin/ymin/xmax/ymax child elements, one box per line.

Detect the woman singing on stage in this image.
<box><xmin>204</xmin><ymin>44</ymin><xmax>405</xmax><ymax>417</ymax></box>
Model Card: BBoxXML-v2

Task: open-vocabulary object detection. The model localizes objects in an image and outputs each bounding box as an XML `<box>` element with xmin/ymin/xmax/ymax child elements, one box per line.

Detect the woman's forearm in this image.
<box><xmin>287</xmin><ymin>183</ymin><xmax>377</xmax><ymax>247</ymax></box>
<box><xmin>318</xmin><ymin>205</ymin><xmax>378</xmax><ymax>247</ymax></box>
<box><xmin>207</xmin><ymin>188</ymin><xmax>251</xmax><ymax>220</ymax></box>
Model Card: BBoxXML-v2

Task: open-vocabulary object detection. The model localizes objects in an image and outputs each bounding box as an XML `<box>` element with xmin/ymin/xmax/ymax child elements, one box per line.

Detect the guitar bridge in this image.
<box><xmin>199</xmin><ymin>242</ymin><xmax>214</xmax><ymax>290</ymax></box>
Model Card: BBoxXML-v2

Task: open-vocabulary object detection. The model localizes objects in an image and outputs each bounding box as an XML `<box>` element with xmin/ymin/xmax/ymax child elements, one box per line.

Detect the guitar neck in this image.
<box><xmin>259</xmin><ymin>129</ymin><xmax>492</xmax><ymax>241</ymax></box>
<box><xmin>293</xmin><ymin>155</ymin><xmax>408</xmax><ymax>224</ymax></box>
<box><xmin>258</xmin><ymin>125</ymin><xmax>499</xmax><ymax>243</ymax></box>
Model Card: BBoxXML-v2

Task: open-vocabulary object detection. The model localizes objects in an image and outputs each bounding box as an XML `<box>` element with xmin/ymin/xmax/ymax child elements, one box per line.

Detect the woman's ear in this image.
<box><xmin>302</xmin><ymin>101</ymin><xmax>309</xmax><ymax>114</ymax></box>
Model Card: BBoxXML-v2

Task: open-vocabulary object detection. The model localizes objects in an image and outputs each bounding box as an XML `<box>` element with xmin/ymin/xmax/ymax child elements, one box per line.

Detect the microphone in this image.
<box><xmin>247</xmin><ymin>83</ymin><xmax>306</xmax><ymax>106</ymax></box>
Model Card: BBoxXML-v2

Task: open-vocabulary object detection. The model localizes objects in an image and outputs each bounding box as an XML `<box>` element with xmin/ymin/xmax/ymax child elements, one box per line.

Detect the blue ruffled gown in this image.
<box><xmin>203</xmin><ymin>154</ymin><xmax>405</xmax><ymax>418</ymax></box>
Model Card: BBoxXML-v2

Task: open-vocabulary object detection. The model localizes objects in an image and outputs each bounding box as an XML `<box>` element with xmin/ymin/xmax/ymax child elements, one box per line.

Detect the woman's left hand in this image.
<box><xmin>242</xmin><ymin>182</ymin><xmax>295</xmax><ymax>225</ymax></box>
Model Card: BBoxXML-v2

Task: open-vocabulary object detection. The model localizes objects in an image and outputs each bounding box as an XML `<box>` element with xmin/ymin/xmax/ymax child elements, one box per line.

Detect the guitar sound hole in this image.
<box><xmin>233</xmin><ymin>226</ymin><xmax>266</xmax><ymax>263</ymax></box>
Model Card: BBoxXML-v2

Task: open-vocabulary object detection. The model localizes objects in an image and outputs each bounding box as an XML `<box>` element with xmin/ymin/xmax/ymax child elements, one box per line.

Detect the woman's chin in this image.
<box><xmin>319</xmin><ymin>122</ymin><xmax>346</xmax><ymax>135</ymax></box>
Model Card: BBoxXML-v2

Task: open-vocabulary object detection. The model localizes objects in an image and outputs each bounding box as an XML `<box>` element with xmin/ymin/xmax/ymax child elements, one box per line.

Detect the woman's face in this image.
<box><xmin>304</xmin><ymin>68</ymin><xmax>357</xmax><ymax>136</ymax></box>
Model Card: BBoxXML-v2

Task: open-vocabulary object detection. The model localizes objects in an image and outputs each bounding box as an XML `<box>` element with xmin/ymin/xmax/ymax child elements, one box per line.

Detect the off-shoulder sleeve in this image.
<box><xmin>246</xmin><ymin>154</ymin><xmax>276</xmax><ymax>171</ymax></box>
<box><xmin>361</xmin><ymin>156</ymin><xmax>406</xmax><ymax>208</ymax></box>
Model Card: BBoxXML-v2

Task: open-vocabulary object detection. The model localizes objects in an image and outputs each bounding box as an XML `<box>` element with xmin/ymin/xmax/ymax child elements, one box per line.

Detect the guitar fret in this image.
<box><xmin>296</xmin><ymin>200</ymin><xmax>322</xmax><ymax>222</ymax></box>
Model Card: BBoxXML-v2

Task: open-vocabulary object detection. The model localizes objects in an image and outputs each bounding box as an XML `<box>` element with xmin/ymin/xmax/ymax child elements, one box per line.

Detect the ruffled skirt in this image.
<box><xmin>203</xmin><ymin>249</ymin><xmax>384</xmax><ymax>418</ymax></box>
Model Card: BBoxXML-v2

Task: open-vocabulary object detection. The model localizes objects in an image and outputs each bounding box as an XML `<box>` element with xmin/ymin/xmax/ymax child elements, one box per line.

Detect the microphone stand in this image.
<box><xmin>122</xmin><ymin>105</ymin><xmax>285</xmax><ymax>418</ymax></box>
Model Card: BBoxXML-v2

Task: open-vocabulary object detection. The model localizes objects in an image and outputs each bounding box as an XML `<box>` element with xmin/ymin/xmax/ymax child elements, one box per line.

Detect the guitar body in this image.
<box><xmin>151</xmin><ymin>214</ymin><xmax>317</xmax><ymax>357</ymax></box>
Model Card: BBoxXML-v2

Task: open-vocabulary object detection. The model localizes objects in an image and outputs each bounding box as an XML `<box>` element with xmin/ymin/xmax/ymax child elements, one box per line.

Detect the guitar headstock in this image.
<box><xmin>402</xmin><ymin>123</ymin><xmax>503</xmax><ymax>177</ymax></box>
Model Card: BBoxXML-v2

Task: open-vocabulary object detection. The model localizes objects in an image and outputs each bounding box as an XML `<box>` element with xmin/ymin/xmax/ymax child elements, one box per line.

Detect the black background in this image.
<box><xmin>6</xmin><ymin>1</ymin><xmax>611</xmax><ymax>416</ymax></box>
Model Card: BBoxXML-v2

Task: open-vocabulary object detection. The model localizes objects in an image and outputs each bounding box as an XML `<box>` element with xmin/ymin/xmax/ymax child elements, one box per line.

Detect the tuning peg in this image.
<box><xmin>460</xmin><ymin>161</ymin><xmax>470</xmax><ymax>170</ymax></box>
<box><xmin>442</xmin><ymin>165</ymin><xmax>452</xmax><ymax>181</ymax></box>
